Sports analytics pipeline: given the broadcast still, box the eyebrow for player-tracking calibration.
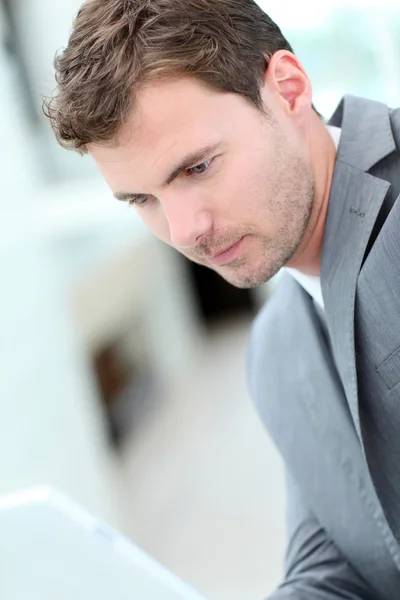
[114,141,221,202]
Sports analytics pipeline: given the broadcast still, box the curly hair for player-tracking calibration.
[43,0,295,153]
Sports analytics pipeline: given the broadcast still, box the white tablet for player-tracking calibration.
[0,486,208,600]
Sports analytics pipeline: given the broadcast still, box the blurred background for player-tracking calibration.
[1,1,399,598]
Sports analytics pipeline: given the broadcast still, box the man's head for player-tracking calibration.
[45,0,325,288]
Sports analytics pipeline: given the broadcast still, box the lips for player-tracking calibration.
[206,237,245,266]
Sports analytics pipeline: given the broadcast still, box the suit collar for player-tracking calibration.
[328,95,396,172]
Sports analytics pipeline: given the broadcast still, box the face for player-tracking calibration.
[90,76,315,289]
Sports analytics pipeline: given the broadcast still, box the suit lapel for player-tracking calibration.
[320,95,396,442]
[321,164,390,440]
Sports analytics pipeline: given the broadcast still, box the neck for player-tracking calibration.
[286,116,337,275]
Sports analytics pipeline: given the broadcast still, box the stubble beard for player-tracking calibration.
[221,149,315,290]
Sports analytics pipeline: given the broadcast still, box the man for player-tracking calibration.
[44,1,400,597]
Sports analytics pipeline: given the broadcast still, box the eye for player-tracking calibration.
[128,195,149,206]
[186,159,213,176]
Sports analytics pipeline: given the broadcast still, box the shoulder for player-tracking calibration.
[247,273,298,394]
[249,273,293,342]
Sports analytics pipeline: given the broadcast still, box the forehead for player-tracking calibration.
[89,77,250,185]
[134,77,223,137]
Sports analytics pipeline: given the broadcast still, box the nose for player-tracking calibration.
[163,198,213,249]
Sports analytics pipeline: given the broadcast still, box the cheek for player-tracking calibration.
[228,161,269,217]
[226,147,269,203]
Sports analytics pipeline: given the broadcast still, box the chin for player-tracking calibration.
[219,260,283,290]
[220,271,269,290]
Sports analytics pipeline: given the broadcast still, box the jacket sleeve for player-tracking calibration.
[268,472,377,600]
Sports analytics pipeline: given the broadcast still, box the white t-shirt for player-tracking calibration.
[285,125,342,310]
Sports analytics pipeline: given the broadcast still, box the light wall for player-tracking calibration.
[0,39,122,527]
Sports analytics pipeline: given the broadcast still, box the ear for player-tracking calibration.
[262,50,312,120]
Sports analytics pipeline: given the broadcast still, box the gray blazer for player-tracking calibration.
[247,95,400,599]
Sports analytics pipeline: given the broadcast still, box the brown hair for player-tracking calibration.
[43,0,296,153]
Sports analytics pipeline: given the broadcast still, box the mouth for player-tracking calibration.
[206,237,245,266]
